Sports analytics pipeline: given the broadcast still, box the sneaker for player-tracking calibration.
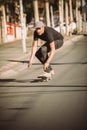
[50,69,55,75]
[38,71,51,79]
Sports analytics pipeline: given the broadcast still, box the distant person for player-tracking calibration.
[69,18,76,34]
[28,21,64,77]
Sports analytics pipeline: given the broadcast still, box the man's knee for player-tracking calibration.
[35,49,40,58]
[55,40,63,49]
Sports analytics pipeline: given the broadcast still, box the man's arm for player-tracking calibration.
[28,40,38,67]
[44,41,55,70]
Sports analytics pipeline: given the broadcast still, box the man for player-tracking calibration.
[28,21,64,77]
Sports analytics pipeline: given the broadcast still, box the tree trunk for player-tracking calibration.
[2,5,7,42]
[59,0,64,34]
[65,0,69,36]
[33,0,39,22]
[45,0,50,26]
[69,0,73,21]
[76,0,82,33]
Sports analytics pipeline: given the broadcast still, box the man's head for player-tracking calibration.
[35,21,45,35]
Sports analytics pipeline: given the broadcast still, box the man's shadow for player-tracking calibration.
[8,60,87,65]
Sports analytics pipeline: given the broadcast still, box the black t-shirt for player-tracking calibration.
[34,27,64,44]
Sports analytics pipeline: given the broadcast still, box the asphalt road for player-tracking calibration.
[0,35,87,130]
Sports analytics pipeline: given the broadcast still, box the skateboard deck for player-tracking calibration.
[37,75,52,82]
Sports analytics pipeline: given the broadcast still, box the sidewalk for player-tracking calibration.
[0,34,83,79]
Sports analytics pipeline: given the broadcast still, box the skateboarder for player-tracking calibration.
[28,21,64,77]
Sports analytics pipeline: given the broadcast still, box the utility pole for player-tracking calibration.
[19,0,26,53]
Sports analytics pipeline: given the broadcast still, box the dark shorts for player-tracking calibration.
[54,39,64,49]
[42,39,64,52]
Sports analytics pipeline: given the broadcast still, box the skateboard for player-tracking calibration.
[37,75,52,82]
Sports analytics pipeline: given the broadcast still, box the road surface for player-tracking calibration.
[0,35,87,130]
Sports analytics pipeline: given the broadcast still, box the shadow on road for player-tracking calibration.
[8,60,87,65]
[0,78,87,88]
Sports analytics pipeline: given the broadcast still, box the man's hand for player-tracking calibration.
[28,61,32,68]
[43,62,49,70]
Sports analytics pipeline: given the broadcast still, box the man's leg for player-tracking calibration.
[35,40,63,74]
[54,39,63,49]
[35,43,53,73]
[35,43,49,64]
